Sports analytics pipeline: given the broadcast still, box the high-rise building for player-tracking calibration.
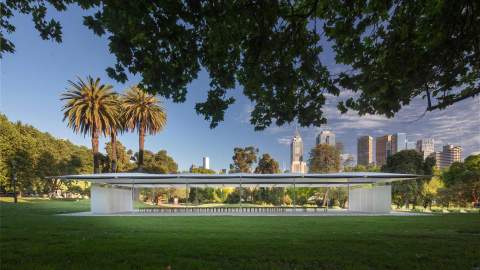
[290,129,307,173]
[376,135,393,167]
[406,141,417,150]
[376,133,408,167]
[416,138,435,159]
[435,145,463,169]
[316,130,335,146]
[202,157,210,169]
[357,136,373,166]
[392,133,407,153]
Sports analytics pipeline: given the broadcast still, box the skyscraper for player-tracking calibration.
[376,133,408,167]
[202,157,210,169]
[376,135,393,167]
[436,145,463,169]
[290,129,307,173]
[357,136,373,166]
[416,138,435,159]
[392,133,407,153]
[316,130,335,146]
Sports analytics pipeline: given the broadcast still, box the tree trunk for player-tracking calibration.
[322,188,329,207]
[110,132,117,173]
[92,130,100,174]
[138,123,145,169]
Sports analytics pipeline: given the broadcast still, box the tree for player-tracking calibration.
[421,175,444,210]
[0,114,92,195]
[105,141,135,173]
[137,150,177,174]
[308,144,340,207]
[230,147,258,173]
[344,164,380,172]
[122,86,167,170]
[252,153,281,205]
[3,1,477,130]
[188,165,217,204]
[308,144,340,173]
[61,76,119,173]
[190,167,216,174]
[324,1,480,116]
[254,154,280,174]
[442,155,480,206]
[107,94,123,172]
[382,150,435,208]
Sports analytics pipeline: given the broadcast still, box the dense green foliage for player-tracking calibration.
[382,150,479,209]
[0,114,177,195]
[104,141,135,173]
[135,150,178,174]
[254,154,281,174]
[441,155,480,206]
[308,144,341,173]
[344,164,380,172]
[3,1,478,129]
[230,146,258,173]
[1,199,479,269]
[189,166,216,174]
[382,150,436,208]
[0,114,92,194]
[183,167,228,204]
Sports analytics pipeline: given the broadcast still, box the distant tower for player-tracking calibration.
[290,129,307,173]
[357,136,373,166]
[202,157,210,170]
[392,133,407,153]
[375,135,393,167]
[436,145,462,169]
[316,130,336,146]
[416,138,435,159]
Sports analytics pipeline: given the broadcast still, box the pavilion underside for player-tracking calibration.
[51,172,421,215]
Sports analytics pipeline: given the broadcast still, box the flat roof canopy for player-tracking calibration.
[51,172,422,188]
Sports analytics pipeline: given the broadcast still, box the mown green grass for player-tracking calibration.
[0,199,479,270]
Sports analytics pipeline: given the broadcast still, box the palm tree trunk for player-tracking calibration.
[138,123,145,169]
[92,130,100,174]
[110,132,117,173]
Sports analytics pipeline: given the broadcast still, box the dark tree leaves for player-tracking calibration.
[3,0,479,129]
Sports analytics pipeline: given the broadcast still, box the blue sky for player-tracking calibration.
[1,6,479,172]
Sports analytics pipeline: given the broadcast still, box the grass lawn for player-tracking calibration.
[1,199,479,270]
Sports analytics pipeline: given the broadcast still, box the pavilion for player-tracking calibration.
[52,172,421,214]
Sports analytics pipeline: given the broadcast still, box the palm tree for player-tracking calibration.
[122,86,167,170]
[107,94,123,172]
[61,76,119,173]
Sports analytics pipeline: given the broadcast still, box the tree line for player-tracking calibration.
[383,150,480,209]
[185,145,345,207]
[183,145,479,209]
[0,114,177,196]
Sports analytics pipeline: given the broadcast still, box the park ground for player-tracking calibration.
[0,198,479,270]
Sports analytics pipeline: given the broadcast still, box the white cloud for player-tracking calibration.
[277,137,292,145]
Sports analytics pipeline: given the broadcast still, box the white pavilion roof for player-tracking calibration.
[49,172,422,188]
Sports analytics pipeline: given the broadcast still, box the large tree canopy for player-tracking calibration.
[3,1,479,129]
[254,153,281,174]
[230,146,258,173]
[308,144,340,173]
